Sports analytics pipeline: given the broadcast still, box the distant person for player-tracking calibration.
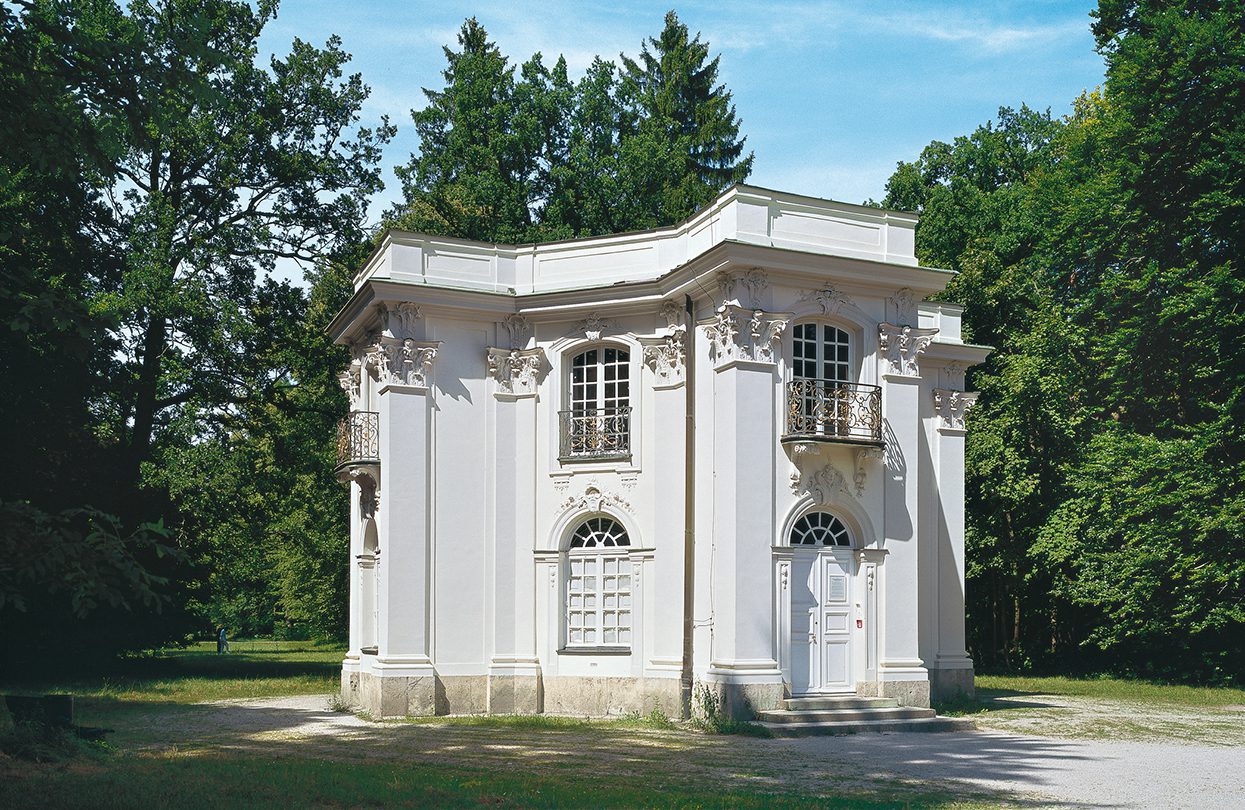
[217,626,230,654]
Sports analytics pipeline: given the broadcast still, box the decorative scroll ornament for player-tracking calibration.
[703,305,789,367]
[879,322,938,377]
[660,299,684,330]
[560,481,631,515]
[933,389,980,430]
[854,446,883,497]
[486,347,546,395]
[575,312,611,341]
[888,287,917,325]
[741,268,769,307]
[716,271,738,304]
[337,361,362,410]
[501,314,532,349]
[791,463,852,504]
[640,329,686,386]
[799,284,852,315]
[942,362,967,390]
[381,301,422,339]
[365,337,438,387]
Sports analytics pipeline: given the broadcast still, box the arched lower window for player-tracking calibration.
[790,511,852,547]
[562,346,632,460]
[566,517,632,647]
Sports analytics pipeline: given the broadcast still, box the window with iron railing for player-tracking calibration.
[561,347,631,461]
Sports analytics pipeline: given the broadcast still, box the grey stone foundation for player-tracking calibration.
[878,678,931,708]
[929,667,975,702]
[692,680,784,720]
[342,665,682,718]
[543,675,682,717]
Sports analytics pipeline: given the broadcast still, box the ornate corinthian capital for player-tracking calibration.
[879,322,939,377]
[486,347,546,396]
[365,337,438,387]
[933,388,979,431]
[704,305,790,367]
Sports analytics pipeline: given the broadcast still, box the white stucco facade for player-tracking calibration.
[329,185,990,719]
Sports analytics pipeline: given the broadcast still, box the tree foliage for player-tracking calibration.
[391,11,753,241]
[886,0,1244,682]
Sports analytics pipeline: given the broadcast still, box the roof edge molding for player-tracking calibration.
[356,185,922,297]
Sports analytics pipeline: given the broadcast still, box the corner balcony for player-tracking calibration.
[559,407,632,462]
[335,410,380,482]
[782,380,883,446]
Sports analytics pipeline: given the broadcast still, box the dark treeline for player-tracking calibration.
[0,0,1240,683]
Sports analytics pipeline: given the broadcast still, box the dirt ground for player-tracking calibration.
[106,693,1245,808]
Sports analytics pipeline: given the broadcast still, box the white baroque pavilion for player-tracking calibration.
[330,185,990,721]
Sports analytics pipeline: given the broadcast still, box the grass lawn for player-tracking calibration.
[4,647,1243,807]
[0,642,996,809]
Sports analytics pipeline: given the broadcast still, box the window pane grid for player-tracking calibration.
[566,519,633,648]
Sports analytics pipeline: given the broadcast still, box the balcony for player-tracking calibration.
[783,380,882,446]
[335,410,379,480]
[559,407,632,462]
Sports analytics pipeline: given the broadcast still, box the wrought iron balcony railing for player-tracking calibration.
[559,407,632,461]
[336,411,380,471]
[784,380,882,445]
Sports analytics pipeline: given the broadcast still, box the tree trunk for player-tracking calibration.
[127,312,166,497]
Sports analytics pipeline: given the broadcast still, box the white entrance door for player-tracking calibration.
[790,550,854,694]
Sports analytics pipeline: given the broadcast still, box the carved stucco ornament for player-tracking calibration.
[500,314,532,349]
[740,268,769,308]
[570,312,611,342]
[887,287,918,325]
[486,346,546,395]
[560,480,631,515]
[640,328,686,387]
[337,361,362,410]
[854,446,883,497]
[790,462,852,505]
[799,284,853,316]
[365,337,438,387]
[879,322,939,377]
[704,305,789,367]
[933,389,980,431]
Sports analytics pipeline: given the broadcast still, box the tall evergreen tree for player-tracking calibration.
[619,10,753,224]
[392,18,539,242]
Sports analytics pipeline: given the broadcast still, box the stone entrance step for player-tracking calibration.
[783,696,899,711]
[758,695,975,736]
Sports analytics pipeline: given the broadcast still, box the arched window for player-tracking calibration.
[562,346,631,460]
[793,323,850,383]
[566,517,632,647]
[790,511,852,547]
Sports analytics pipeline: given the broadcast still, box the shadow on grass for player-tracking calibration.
[934,687,1057,716]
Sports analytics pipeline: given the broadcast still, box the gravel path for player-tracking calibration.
[160,695,1245,808]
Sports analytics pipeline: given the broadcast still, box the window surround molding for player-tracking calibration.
[545,333,644,473]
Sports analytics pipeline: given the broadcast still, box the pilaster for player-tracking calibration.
[486,345,546,713]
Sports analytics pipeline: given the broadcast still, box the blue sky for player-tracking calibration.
[259,1,1105,223]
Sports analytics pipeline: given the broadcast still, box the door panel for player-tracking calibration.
[819,554,853,690]
[789,551,855,695]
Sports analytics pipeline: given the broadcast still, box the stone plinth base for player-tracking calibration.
[350,668,436,718]
[693,679,784,720]
[543,675,682,717]
[930,667,975,702]
[487,673,542,715]
[878,678,931,708]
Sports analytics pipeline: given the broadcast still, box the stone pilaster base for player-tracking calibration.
[357,669,436,718]
[878,678,931,708]
[487,673,542,715]
[692,680,784,721]
[930,666,975,701]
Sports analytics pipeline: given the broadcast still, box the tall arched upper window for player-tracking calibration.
[793,323,850,382]
[565,517,632,647]
[561,347,631,460]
